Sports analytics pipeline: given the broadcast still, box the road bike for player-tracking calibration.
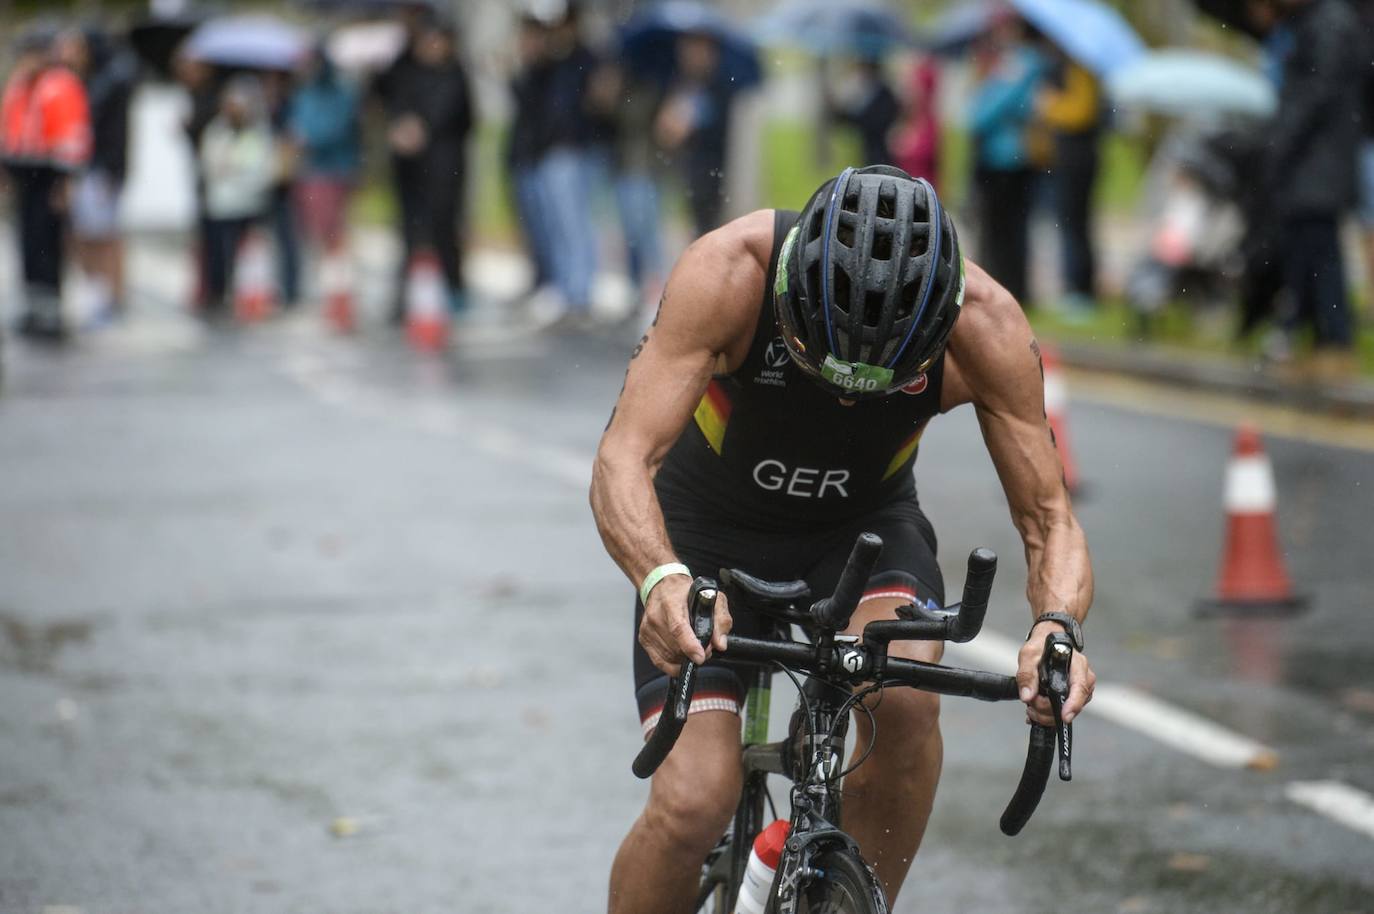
[632,533,1076,914]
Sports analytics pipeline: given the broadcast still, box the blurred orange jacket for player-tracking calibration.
[0,65,90,169]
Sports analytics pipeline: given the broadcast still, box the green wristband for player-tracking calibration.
[639,562,692,606]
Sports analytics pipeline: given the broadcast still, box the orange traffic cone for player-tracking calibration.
[1041,345,1081,495]
[1197,425,1308,616]
[404,249,449,352]
[233,230,277,323]
[320,242,355,334]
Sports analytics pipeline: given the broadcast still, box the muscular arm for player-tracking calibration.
[589,212,771,672]
[945,261,1095,721]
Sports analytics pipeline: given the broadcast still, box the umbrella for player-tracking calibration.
[182,15,310,71]
[754,0,918,59]
[1009,0,1145,77]
[1108,49,1276,119]
[327,20,407,73]
[620,1,762,89]
[1191,0,1269,39]
[130,13,205,77]
[920,0,1007,56]
[296,0,435,10]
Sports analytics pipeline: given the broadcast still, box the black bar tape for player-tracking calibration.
[999,723,1055,836]
[815,532,883,630]
[948,548,997,643]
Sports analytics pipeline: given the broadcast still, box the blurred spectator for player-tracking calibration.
[58,26,137,324]
[174,52,221,309]
[1,27,91,339]
[534,3,601,319]
[968,15,1046,305]
[590,59,665,314]
[891,57,941,191]
[199,75,275,311]
[507,12,555,296]
[826,57,900,167]
[1037,49,1103,311]
[655,30,737,237]
[376,15,474,319]
[264,71,302,308]
[1355,0,1374,318]
[288,49,360,267]
[1265,0,1362,376]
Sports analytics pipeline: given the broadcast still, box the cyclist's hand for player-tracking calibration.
[639,576,733,677]
[1017,621,1096,726]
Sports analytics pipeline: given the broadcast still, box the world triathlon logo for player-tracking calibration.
[764,338,790,369]
[755,338,790,388]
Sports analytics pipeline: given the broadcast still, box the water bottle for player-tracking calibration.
[734,819,790,914]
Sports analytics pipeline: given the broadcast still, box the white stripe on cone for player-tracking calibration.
[233,231,276,319]
[1043,373,1068,414]
[406,258,448,320]
[1224,455,1277,514]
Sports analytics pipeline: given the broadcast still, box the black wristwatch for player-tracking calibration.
[1029,612,1084,651]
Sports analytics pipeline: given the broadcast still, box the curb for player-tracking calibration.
[1053,341,1374,420]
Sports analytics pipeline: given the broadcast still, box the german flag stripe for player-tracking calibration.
[881,422,927,481]
[693,380,732,455]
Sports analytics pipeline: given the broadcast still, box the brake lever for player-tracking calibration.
[630,578,717,779]
[1039,632,1074,782]
[671,578,719,720]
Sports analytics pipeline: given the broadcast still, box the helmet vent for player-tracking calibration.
[863,290,886,328]
[909,228,928,258]
[832,266,852,316]
[871,230,892,261]
[842,189,860,212]
[836,216,855,248]
[808,208,825,241]
[806,262,822,313]
[876,186,896,218]
[897,279,920,318]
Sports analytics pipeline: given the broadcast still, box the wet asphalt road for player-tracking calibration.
[1,249,1373,914]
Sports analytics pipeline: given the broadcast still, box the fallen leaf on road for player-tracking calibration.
[1340,688,1374,715]
[1166,853,1211,873]
[330,817,359,838]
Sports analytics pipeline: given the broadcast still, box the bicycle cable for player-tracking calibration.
[830,682,883,781]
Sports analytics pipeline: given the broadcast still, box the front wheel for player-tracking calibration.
[797,849,888,914]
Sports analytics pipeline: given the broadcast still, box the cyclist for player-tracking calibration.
[590,165,1097,913]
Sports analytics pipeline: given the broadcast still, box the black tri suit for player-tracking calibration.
[634,209,948,728]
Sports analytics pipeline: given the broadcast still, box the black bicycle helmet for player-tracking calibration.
[774,165,964,398]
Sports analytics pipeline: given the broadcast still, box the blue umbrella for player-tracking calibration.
[183,15,310,71]
[620,1,762,89]
[1108,49,1276,119]
[754,0,918,59]
[1009,0,1145,77]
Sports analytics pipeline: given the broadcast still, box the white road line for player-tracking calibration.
[1285,781,1374,840]
[947,631,1279,770]
[278,353,592,489]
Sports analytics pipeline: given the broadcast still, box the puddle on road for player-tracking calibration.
[0,610,94,673]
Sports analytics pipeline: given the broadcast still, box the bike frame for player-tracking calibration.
[697,647,870,914]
